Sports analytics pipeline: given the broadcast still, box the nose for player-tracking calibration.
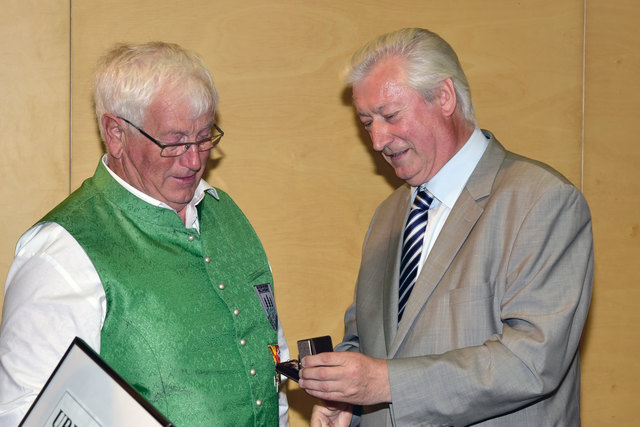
[180,144,203,170]
[370,122,391,152]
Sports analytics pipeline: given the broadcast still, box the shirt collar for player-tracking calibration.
[101,155,219,225]
[419,127,489,208]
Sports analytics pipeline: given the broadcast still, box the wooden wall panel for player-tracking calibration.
[582,0,640,424]
[8,0,637,426]
[0,1,69,312]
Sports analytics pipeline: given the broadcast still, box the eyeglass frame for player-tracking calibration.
[117,116,224,157]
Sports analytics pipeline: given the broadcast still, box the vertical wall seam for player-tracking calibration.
[68,0,73,194]
[581,0,587,191]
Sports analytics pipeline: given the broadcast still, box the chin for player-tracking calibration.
[394,170,416,185]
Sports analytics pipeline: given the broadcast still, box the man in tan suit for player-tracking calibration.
[299,28,593,426]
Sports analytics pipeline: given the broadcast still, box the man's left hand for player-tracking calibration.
[298,351,390,405]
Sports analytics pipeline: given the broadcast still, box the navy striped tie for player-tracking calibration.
[398,188,433,321]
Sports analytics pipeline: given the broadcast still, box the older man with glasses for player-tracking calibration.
[0,42,290,426]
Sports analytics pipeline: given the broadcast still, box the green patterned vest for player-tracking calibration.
[41,161,279,426]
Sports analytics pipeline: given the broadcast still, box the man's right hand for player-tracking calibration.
[310,401,353,427]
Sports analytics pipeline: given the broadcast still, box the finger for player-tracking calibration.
[301,352,337,368]
[304,387,351,404]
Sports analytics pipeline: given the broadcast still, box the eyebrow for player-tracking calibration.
[165,122,215,136]
[357,104,395,118]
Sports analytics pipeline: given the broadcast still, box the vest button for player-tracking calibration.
[188,235,195,241]
[256,400,262,406]
[233,309,240,316]
[204,256,211,263]
[218,283,225,290]
[250,369,256,376]
[240,339,246,346]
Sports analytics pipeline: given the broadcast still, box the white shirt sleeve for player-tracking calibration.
[0,222,106,425]
[277,321,290,427]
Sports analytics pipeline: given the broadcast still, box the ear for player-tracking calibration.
[102,114,126,158]
[437,78,458,117]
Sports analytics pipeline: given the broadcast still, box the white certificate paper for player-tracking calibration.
[20,337,173,427]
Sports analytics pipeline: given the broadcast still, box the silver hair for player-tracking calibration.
[345,28,476,125]
[94,41,219,142]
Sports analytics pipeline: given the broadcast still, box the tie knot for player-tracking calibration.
[412,189,433,211]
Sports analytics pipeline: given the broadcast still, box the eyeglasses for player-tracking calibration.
[118,116,224,158]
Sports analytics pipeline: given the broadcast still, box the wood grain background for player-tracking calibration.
[1,0,637,425]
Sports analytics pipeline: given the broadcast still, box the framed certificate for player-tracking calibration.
[20,337,173,427]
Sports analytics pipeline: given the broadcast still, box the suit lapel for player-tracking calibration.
[383,187,411,353]
[388,133,505,357]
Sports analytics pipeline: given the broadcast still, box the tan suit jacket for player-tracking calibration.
[337,132,593,426]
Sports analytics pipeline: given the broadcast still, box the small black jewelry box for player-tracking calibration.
[275,335,333,382]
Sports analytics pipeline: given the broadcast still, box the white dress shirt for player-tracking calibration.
[414,128,489,275]
[0,156,290,426]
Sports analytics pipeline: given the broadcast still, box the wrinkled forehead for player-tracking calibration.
[149,79,216,121]
[352,75,415,116]
[353,58,408,95]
